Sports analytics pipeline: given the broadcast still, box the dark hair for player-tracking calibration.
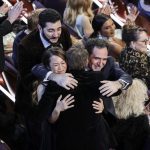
[39,8,62,28]
[85,38,109,56]
[144,0,150,5]
[42,47,66,69]
[66,45,89,70]
[91,13,110,37]
[122,24,147,47]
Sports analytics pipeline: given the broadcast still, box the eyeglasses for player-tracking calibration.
[137,39,149,45]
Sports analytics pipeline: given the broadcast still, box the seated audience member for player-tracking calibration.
[63,0,94,38]
[38,45,117,150]
[119,24,150,90]
[12,8,45,68]
[113,79,150,150]
[119,24,150,114]
[90,13,125,59]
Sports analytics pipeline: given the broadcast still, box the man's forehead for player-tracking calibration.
[45,21,62,28]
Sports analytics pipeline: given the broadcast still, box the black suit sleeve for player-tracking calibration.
[0,19,12,72]
[108,57,132,89]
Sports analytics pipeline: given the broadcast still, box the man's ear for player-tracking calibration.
[38,24,41,31]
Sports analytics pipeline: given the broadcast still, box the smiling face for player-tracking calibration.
[49,55,67,74]
[89,46,108,71]
[100,18,116,38]
[40,20,62,44]
[131,31,149,53]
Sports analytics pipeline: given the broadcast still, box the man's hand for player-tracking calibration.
[99,80,122,97]
[49,73,78,90]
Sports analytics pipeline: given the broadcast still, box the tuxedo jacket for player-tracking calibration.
[18,26,72,79]
[15,26,72,117]
[38,70,117,150]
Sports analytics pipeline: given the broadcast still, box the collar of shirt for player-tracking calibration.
[39,30,51,49]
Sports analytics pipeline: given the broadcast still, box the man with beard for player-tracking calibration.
[15,8,76,150]
[17,8,72,79]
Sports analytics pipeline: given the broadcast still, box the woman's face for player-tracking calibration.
[49,55,67,74]
[100,19,116,38]
[132,31,149,53]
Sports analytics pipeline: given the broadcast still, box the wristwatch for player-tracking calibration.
[118,79,126,90]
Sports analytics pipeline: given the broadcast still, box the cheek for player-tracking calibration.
[45,32,52,38]
[112,24,116,30]
[101,30,109,36]
[91,59,97,64]
[63,64,67,71]
[50,64,57,73]
[53,67,59,73]
[103,61,107,66]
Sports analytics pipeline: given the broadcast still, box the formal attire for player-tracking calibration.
[15,26,72,150]
[38,70,117,150]
[99,56,132,117]
[12,29,27,68]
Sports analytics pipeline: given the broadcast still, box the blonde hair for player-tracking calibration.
[63,0,93,26]
[113,79,148,119]
[27,8,45,31]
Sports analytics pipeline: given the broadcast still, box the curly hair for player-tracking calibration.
[113,79,148,119]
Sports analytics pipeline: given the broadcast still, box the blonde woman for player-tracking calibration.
[113,79,150,150]
[63,0,94,38]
